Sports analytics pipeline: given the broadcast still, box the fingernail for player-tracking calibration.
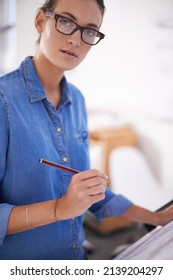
[107,179,111,186]
[105,175,111,186]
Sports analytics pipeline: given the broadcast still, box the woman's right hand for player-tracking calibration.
[55,169,109,220]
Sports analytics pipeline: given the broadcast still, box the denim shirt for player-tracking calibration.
[0,57,132,260]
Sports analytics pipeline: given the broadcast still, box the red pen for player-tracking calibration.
[39,158,80,174]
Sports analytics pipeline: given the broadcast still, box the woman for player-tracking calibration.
[0,0,173,260]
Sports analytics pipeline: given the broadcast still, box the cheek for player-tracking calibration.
[44,28,56,44]
[41,22,58,46]
[40,30,59,56]
[79,45,92,62]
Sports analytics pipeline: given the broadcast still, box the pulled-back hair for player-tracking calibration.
[40,0,105,15]
[36,0,105,44]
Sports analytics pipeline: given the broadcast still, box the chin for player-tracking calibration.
[65,66,78,71]
[63,63,80,71]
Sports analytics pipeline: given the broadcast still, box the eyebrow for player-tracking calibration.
[60,12,99,29]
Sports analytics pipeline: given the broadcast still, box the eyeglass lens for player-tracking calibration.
[56,16,101,45]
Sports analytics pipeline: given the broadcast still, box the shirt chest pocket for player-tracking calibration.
[75,129,89,143]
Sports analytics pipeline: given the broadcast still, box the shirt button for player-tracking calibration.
[81,131,88,140]
[72,218,75,221]
[72,244,77,249]
[57,127,61,132]
[63,157,68,162]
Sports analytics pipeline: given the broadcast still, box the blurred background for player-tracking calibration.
[1,0,173,242]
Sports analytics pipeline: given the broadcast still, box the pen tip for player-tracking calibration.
[39,159,42,163]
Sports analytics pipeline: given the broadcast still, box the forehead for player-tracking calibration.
[53,0,103,27]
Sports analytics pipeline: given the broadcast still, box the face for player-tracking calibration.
[35,0,103,72]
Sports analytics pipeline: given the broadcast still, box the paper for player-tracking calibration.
[114,220,173,259]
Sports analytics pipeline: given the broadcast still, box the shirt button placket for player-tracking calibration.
[56,127,68,163]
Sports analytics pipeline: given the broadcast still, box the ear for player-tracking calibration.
[35,10,46,33]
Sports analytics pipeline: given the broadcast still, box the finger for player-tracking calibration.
[89,192,105,205]
[80,176,107,189]
[74,169,109,184]
[86,185,106,196]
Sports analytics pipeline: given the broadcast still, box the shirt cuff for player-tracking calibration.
[0,203,14,245]
[94,195,133,221]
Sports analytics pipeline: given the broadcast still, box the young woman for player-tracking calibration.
[0,0,173,260]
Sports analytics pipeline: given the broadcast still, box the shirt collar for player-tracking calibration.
[21,56,72,105]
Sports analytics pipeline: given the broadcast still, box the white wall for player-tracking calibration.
[16,0,43,67]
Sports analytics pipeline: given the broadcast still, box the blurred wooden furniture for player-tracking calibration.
[90,127,138,177]
[85,127,138,234]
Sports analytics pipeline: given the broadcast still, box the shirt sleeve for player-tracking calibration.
[0,204,14,245]
[0,92,14,245]
[89,187,133,220]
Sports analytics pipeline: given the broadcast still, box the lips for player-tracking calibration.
[61,49,77,57]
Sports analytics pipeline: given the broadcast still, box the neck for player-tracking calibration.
[32,55,64,108]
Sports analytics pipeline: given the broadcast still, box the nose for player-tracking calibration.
[67,29,81,47]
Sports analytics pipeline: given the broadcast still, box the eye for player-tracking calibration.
[84,28,97,38]
[61,19,70,25]
[59,17,74,28]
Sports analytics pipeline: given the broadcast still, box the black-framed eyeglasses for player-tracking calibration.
[45,10,105,46]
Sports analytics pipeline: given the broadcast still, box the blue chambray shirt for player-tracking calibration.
[0,57,132,260]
